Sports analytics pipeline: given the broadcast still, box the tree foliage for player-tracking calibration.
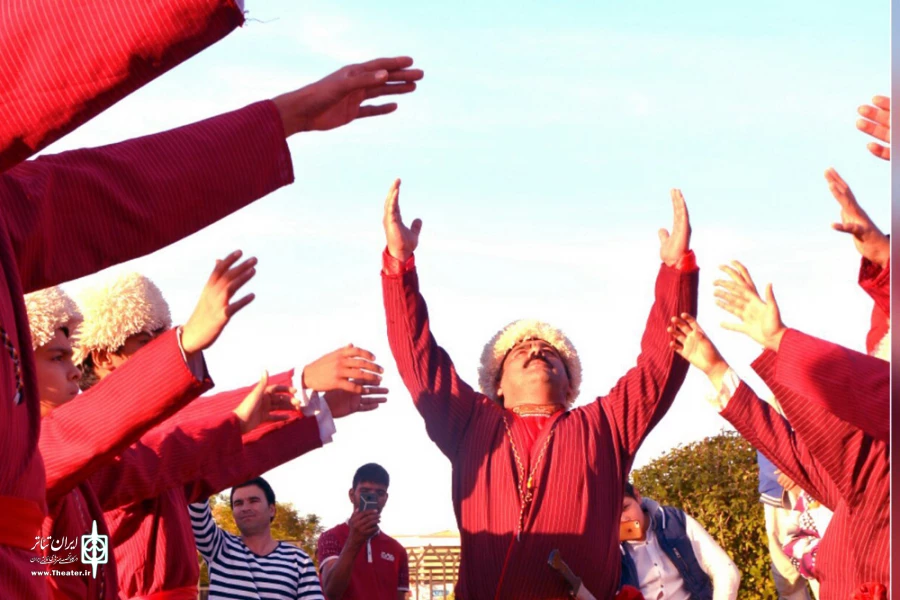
[631,430,777,599]
[198,494,325,586]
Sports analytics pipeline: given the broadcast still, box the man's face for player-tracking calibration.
[232,485,275,536]
[349,481,389,514]
[96,328,167,375]
[35,329,81,416]
[621,494,647,531]
[497,338,570,405]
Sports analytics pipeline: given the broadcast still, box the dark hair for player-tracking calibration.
[231,477,276,522]
[352,463,390,488]
[78,355,99,391]
[624,482,638,500]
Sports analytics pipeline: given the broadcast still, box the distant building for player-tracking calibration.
[394,530,461,600]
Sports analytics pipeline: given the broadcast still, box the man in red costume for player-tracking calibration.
[0,3,423,591]
[26,254,306,599]
[379,179,698,599]
[71,267,387,600]
[669,260,889,599]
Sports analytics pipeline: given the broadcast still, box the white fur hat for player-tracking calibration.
[24,287,82,351]
[478,319,582,405]
[73,272,171,365]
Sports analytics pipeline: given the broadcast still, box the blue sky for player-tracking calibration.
[45,0,888,535]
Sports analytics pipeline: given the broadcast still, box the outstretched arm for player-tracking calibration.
[716,261,888,441]
[668,315,839,509]
[381,179,486,459]
[40,329,212,504]
[0,0,244,170]
[2,56,424,293]
[601,190,699,463]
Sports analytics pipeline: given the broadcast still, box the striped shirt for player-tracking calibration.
[190,501,324,600]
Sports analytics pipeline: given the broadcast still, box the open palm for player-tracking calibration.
[714,261,786,350]
[382,179,422,261]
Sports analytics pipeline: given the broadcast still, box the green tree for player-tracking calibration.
[630,430,777,599]
[198,494,325,586]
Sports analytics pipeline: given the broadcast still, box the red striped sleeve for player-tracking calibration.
[719,382,839,510]
[600,262,698,463]
[91,413,243,509]
[0,0,244,171]
[775,329,888,442]
[0,100,293,293]
[382,251,488,459]
[39,329,212,504]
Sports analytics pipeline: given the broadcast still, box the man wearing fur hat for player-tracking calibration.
[0,3,423,593]
[73,261,388,600]
[380,179,698,599]
[30,252,308,600]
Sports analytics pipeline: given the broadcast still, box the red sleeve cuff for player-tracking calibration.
[382,247,415,275]
[674,250,698,272]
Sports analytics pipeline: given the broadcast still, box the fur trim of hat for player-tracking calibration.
[24,287,82,351]
[73,272,171,365]
[478,319,582,405]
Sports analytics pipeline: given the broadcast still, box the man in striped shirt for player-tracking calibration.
[191,477,324,599]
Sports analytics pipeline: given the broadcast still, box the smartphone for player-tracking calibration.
[358,492,379,512]
[619,519,643,542]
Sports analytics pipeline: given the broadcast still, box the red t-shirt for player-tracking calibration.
[317,523,410,599]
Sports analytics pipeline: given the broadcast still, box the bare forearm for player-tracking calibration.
[322,543,362,600]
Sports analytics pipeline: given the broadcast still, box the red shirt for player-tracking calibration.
[0,93,293,599]
[381,250,698,599]
[317,523,410,600]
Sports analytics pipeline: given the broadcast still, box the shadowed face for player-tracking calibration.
[621,492,648,537]
[497,337,570,406]
[232,484,275,536]
[36,329,81,416]
[93,327,168,378]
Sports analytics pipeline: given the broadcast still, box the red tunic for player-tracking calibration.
[0,0,245,172]
[99,371,324,599]
[858,257,889,357]
[774,329,888,443]
[0,99,293,599]
[724,349,889,600]
[316,523,410,600]
[381,251,698,599]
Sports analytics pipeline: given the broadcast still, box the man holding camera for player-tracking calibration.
[317,463,410,600]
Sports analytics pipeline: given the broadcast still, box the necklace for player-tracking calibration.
[502,414,557,541]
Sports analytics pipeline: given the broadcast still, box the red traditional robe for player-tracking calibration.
[98,371,324,600]
[721,349,889,600]
[37,330,244,600]
[382,250,698,599]
[0,99,293,599]
[859,258,889,358]
[0,0,245,172]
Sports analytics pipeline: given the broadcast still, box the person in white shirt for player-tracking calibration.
[619,483,741,600]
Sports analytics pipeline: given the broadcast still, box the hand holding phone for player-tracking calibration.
[358,492,379,513]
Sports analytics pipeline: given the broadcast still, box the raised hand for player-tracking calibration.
[181,250,257,354]
[714,261,786,351]
[658,189,691,267]
[383,179,422,261]
[302,344,383,394]
[272,57,424,136]
[856,95,890,160]
[324,386,389,419]
[668,313,729,382]
[347,507,380,549]
[825,167,889,268]
[232,371,296,434]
